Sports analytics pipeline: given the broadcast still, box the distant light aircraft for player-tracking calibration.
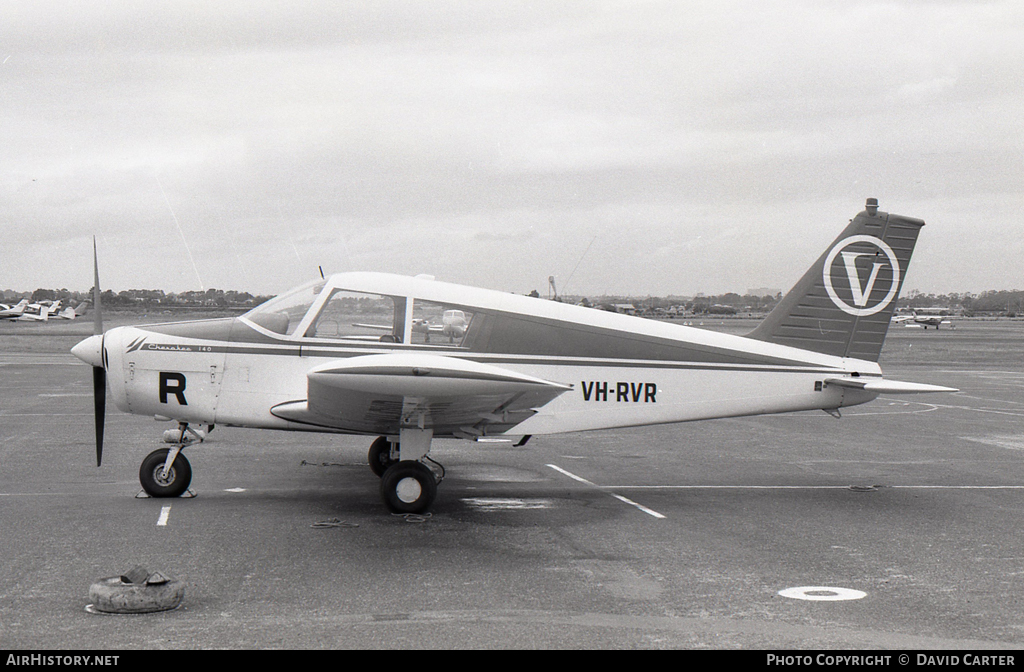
[0,299,30,320]
[55,302,89,320]
[892,311,952,329]
[357,309,467,344]
[12,300,61,322]
[72,199,956,513]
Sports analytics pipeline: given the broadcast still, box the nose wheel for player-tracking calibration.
[139,448,192,498]
[138,422,208,498]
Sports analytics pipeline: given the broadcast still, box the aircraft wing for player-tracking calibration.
[271,354,572,437]
[823,377,958,394]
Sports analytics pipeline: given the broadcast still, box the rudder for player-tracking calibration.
[747,198,924,362]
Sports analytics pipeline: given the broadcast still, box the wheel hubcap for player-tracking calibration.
[395,476,422,503]
[154,466,175,486]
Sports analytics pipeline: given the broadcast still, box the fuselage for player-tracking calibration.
[80,272,879,438]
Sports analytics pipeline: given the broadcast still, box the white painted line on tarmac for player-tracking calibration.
[609,493,666,519]
[547,464,666,519]
[157,505,171,527]
[547,463,597,486]
[893,485,1024,489]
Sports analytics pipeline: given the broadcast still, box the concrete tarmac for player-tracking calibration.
[1,318,1022,649]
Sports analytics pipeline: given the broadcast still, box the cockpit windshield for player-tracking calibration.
[242,279,325,335]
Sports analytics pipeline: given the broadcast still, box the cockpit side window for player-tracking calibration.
[305,289,404,342]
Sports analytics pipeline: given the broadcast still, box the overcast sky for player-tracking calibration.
[2,1,1021,298]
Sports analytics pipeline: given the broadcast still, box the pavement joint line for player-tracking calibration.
[546,463,666,519]
[602,484,1024,490]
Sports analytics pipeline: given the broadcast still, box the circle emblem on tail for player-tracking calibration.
[823,235,900,316]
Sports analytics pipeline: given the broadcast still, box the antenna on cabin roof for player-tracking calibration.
[318,265,325,280]
[562,234,598,297]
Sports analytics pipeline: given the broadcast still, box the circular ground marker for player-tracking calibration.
[778,586,866,601]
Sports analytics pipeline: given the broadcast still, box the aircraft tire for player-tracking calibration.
[368,436,397,477]
[380,461,437,514]
[89,576,185,614]
[139,449,193,498]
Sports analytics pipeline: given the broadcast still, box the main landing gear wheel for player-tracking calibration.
[380,461,437,514]
[368,436,398,477]
[139,448,192,498]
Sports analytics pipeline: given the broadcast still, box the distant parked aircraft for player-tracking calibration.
[892,310,953,329]
[0,299,30,320]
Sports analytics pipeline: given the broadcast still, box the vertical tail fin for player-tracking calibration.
[747,199,924,362]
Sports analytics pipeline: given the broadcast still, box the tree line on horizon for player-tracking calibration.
[4,287,1023,317]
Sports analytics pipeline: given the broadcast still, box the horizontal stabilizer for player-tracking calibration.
[824,377,958,394]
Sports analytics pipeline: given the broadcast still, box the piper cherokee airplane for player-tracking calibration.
[71,199,956,513]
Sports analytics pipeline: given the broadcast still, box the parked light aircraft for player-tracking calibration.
[55,302,89,320]
[1,300,86,322]
[357,309,467,344]
[892,311,952,329]
[11,300,61,322]
[0,299,30,319]
[72,199,956,513]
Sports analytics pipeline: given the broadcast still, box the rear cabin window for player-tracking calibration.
[409,300,473,347]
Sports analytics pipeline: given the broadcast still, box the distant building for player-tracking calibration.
[747,287,782,298]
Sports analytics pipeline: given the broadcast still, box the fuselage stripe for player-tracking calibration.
[133,339,848,375]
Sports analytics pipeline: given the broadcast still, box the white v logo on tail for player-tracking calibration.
[749,200,915,361]
[822,235,901,318]
[840,252,883,307]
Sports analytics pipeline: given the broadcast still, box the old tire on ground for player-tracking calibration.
[88,577,185,614]
[368,436,397,478]
[380,461,437,514]
[139,449,192,498]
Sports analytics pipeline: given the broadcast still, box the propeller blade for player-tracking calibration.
[91,236,105,467]
[93,364,106,467]
[92,236,103,336]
